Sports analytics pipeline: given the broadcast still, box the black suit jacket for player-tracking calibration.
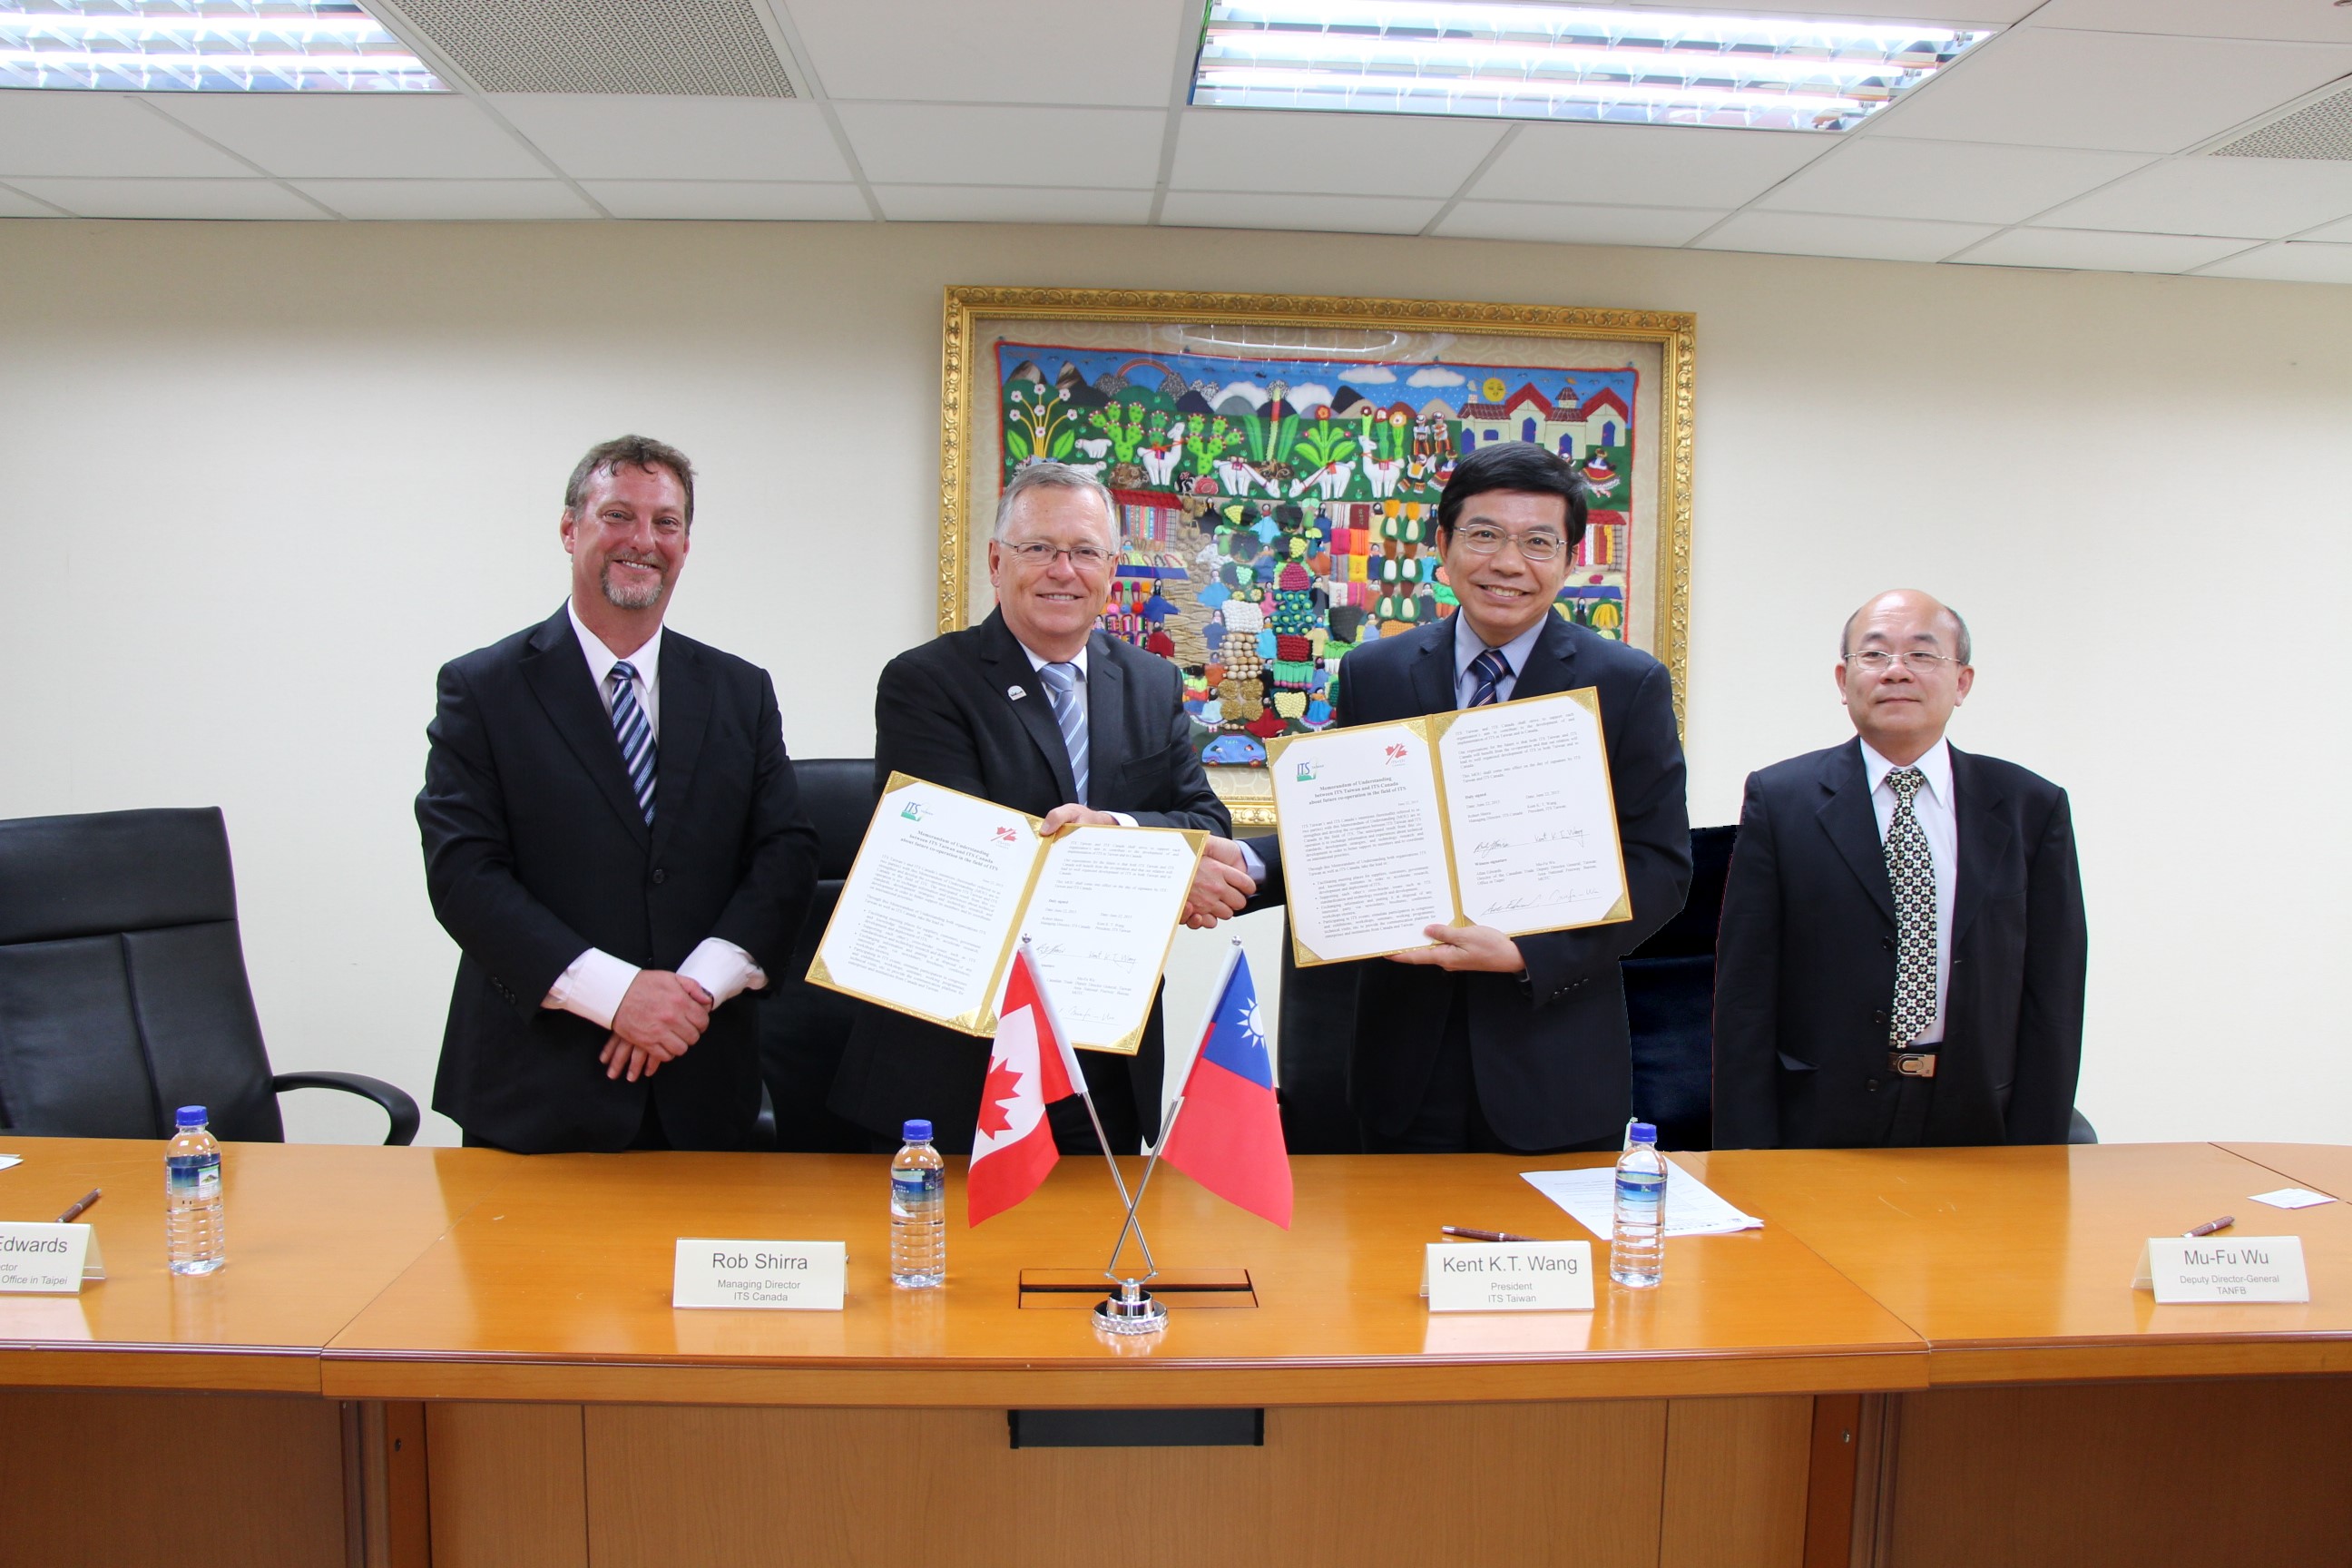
[1711,740,2087,1149]
[417,606,818,1153]
[1248,613,1692,1150]
[828,610,1230,1150]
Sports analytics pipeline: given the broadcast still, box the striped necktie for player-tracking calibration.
[608,661,656,825]
[1465,646,1512,708]
[1037,661,1090,805]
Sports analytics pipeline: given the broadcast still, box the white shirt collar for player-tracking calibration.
[1017,640,1090,680]
[1858,736,1952,807]
[567,599,662,693]
[1452,611,1548,683]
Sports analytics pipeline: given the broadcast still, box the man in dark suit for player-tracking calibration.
[417,436,818,1153]
[828,462,1239,1154]
[1224,441,1692,1153]
[1712,590,2087,1149]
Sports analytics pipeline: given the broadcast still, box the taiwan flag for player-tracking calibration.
[966,949,1084,1226]
[1159,949,1292,1229]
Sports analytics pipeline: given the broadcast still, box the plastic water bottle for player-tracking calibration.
[1609,1121,1666,1289]
[165,1105,226,1276]
[889,1119,945,1289]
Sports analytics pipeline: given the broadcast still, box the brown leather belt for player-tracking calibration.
[1888,1050,1939,1078]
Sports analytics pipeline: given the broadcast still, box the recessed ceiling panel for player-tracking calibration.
[1469,122,1828,208]
[5,176,327,217]
[784,0,1184,106]
[1171,110,1504,198]
[1955,226,2254,272]
[2042,158,2352,240]
[2025,0,2352,46]
[872,185,1155,224]
[1436,200,1724,246]
[835,104,1164,189]
[2212,87,2352,162]
[0,182,62,215]
[0,92,255,177]
[150,93,547,178]
[387,0,795,94]
[1161,189,1443,233]
[493,95,851,181]
[294,178,597,218]
[2198,240,2352,284]
[1695,210,1994,260]
[1754,136,2152,224]
[579,180,869,220]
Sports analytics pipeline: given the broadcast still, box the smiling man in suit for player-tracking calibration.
[828,461,1239,1154]
[417,435,818,1153]
[1712,590,2088,1149]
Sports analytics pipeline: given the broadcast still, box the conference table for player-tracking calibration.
[1,1139,2345,1568]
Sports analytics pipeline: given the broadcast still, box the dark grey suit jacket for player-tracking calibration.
[417,606,818,1153]
[827,610,1230,1149]
[1711,739,2087,1149]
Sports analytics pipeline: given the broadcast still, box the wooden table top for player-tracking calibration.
[0,1137,512,1392]
[1690,1143,2352,1385]
[2221,1143,2352,1201]
[322,1150,1925,1406]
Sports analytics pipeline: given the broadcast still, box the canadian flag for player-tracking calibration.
[967,948,1085,1226]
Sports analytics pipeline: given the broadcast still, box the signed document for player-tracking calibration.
[808,773,1205,1054]
[1267,689,1630,965]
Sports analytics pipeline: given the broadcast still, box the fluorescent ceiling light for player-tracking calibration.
[1,1,444,92]
[1192,3,1994,132]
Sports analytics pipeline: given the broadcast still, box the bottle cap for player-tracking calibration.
[902,1119,933,1142]
[1628,1122,1658,1144]
[175,1106,208,1128]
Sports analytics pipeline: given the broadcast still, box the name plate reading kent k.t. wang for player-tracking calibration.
[1424,1241,1594,1312]
[672,1240,847,1311]
[0,1223,103,1293]
[2134,1236,2310,1304]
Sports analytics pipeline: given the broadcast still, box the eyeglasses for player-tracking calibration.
[1453,524,1565,563]
[1001,539,1115,571]
[1847,650,1961,673]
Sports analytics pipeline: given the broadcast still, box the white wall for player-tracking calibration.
[4,218,2345,1145]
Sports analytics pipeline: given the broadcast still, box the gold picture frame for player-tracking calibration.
[939,286,1694,827]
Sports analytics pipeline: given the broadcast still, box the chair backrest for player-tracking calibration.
[757,760,881,1152]
[0,808,283,1141]
[1622,824,1737,1150]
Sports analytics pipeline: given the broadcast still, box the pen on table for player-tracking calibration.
[56,1189,102,1224]
[2181,1215,2234,1239]
[1440,1226,1533,1243]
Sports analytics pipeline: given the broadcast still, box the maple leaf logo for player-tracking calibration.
[994,827,1018,845]
[976,1054,1024,1140]
[1384,742,1407,763]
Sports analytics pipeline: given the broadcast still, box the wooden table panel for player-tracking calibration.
[323,1152,1924,1405]
[2220,1142,2352,1200]
[1659,1396,1811,1568]
[426,1401,589,1568]
[1686,1144,2352,1383]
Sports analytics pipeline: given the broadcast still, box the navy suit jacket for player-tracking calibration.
[417,606,818,1153]
[827,610,1230,1149]
[1711,739,2087,1149]
[1248,612,1691,1150]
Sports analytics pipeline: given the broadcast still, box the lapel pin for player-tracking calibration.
[1007,684,1027,701]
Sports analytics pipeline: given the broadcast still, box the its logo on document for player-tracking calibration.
[1294,761,1318,782]
[900,801,927,822]
[1383,742,1409,765]
[993,826,1019,845]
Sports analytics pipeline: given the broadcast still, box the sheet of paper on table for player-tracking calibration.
[2248,1187,2337,1210]
[1522,1160,1764,1240]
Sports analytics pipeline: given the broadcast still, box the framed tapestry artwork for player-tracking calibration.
[938,286,1694,827]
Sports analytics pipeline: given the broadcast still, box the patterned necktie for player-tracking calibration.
[1037,661,1090,805]
[1884,768,1936,1047]
[608,661,656,825]
[1465,646,1513,708]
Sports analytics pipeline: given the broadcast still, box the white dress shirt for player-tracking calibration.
[1858,737,1955,1047]
[1450,611,1549,709]
[541,602,766,1031]
[1015,640,1137,828]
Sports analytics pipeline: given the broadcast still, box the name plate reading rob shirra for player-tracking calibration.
[1425,1241,1594,1312]
[672,1240,847,1311]
[2134,1237,2309,1304]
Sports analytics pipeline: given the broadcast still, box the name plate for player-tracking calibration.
[672,1240,846,1311]
[2133,1237,2309,1304]
[1424,1241,1593,1312]
[0,1224,103,1294]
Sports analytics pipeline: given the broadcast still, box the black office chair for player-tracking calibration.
[754,760,880,1152]
[0,808,419,1144]
[1622,824,1736,1151]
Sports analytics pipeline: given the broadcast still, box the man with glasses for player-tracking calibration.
[1219,441,1691,1153]
[1713,590,2087,1149]
[828,461,1237,1154]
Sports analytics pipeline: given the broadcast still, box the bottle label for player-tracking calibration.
[891,1169,942,1213]
[168,1154,220,1200]
[1614,1172,1663,1211]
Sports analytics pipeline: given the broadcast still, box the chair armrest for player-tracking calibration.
[271,1072,423,1146]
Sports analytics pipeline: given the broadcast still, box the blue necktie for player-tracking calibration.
[1037,661,1091,805]
[1465,646,1512,708]
[608,662,656,825]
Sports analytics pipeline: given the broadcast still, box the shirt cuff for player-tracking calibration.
[543,947,641,1031]
[1111,812,1138,828]
[678,938,767,1008]
[1238,840,1269,884]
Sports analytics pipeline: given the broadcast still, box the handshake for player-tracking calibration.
[1183,838,1258,932]
[598,970,717,1083]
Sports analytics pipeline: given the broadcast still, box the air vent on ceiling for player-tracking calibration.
[2209,84,2352,161]
[388,0,796,96]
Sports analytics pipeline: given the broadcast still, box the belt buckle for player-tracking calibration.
[1889,1050,1938,1079]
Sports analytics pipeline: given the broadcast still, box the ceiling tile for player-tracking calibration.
[2303,214,2352,242]
[1873,28,2352,152]
[1469,123,1829,210]
[2025,0,2352,45]
[2196,241,2352,284]
[0,183,64,217]
[491,96,852,181]
[146,94,547,180]
[873,185,1152,223]
[1160,190,1443,235]
[5,179,327,220]
[1955,227,2256,272]
[578,181,871,220]
[292,180,599,220]
[1435,201,1724,247]
[783,0,1185,105]
[835,104,1163,188]
[1755,136,2152,224]
[1170,110,1504,199]
[2039,157,2352,239]
[1694,211,1996,262]
[0,93,252,178]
